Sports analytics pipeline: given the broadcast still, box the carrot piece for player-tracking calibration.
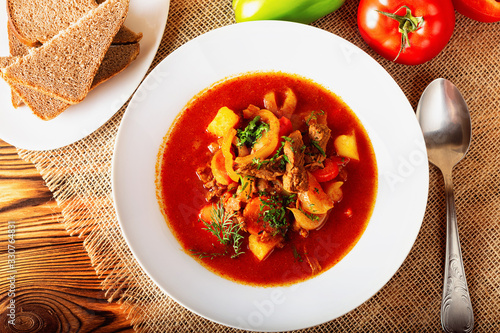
[311,158,339,182]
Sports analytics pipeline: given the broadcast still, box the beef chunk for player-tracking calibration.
[304,118,331,167]
[282,130,308,192]
[235,156,286,180]
[196,164,213,183]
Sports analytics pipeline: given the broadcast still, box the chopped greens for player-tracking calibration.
[311,140,326,156]
[258,193,296,234]
[251,136,292,170]
[252,157,267,170]
[292,245,303,263]
[237,116,269,148]
[305,110,325,125]
[299,207,320,222]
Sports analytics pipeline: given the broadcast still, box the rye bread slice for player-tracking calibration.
[11,85,71,120]
[7,0,141,47]
[112,25,143,45]
[7,0,97,47]
[95,0,142,44]
[1,43,140,121]
[92,43,140,87]
[7,22,31,107]
[0,57,16,68]
[2,0,129,105]
[0,56,67,119]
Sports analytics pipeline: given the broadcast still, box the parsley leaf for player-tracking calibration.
[311,140,326,156]
[236,116,269,148]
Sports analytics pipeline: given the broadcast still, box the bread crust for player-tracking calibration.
[6,0,98,47]
[92,43,140,88]
[1,41,140,120]
[7,0,141,47]
[6,5,41,47]
[1,0,140,120]
[6,21,32,107]
[2,0,130,104]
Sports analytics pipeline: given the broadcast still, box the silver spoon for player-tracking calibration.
[416,78,474,333]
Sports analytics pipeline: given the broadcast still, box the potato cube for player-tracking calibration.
[248,234,276,261]
[207,107,240,137]
[334,131,359,161]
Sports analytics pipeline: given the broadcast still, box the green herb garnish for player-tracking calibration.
[292,245,303,262]
[305,110,325,125]
[188,249,227,260]
[299,207,320,222]
[258,194,295,234]
[311,140,326,156]
[237,116,269,148]
[197,201,245,258]
[251,136,291,171]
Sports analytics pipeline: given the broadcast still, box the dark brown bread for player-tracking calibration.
[112,25,143,44]
[95,0,142,44]
[0,55,71,120]
[2,0,129,104]
[92,43,140,87]
[7,0,141,47]
[1,42,139,120]
[7,0,97,47]
[0,57,16,68]
[11,84,71,120]
[7,22,31,107]
[0,56,67,120]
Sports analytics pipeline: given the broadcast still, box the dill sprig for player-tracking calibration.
[188,249,227,260]
[199,201,245,258]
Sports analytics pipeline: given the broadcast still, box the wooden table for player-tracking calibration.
[0,139,133,332]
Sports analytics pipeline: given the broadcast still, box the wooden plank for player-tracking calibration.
[0,140,134,332]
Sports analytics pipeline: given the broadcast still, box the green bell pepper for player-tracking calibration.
[232,0,345,24]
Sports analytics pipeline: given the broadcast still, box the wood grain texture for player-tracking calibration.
[0,140,134,333]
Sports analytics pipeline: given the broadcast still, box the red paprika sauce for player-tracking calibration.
[156,72,377,286]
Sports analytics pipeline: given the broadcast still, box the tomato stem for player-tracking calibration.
[376,6,424,61]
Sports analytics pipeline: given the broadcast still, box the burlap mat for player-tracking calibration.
[17,0,500,332]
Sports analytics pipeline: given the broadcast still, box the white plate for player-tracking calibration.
[113,21,429,331]
[0,0,170,150]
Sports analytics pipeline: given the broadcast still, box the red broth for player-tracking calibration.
[156,72,377,286]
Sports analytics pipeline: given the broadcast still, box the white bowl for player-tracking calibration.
[112,21,428,331]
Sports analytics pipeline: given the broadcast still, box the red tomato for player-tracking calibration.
[357,0,455,65]
[452,0,500,22]
[278,116,293,137]
[312,158,339,182]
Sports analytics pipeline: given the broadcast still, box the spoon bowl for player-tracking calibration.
[417,79,471,169]
[416,78,474,333]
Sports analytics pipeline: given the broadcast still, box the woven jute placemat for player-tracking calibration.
[18,0,500,332]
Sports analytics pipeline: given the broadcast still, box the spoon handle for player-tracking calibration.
[441,171,474,333]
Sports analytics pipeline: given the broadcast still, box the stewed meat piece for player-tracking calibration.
[282,130,308,192]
